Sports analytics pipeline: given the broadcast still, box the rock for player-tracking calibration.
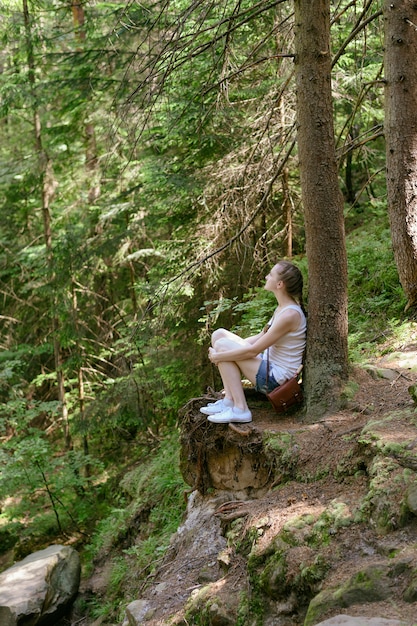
[0,544,80,626]
[120,491,230,625]
[405,482,417,515]
[185,583,239,625]
[313,616,406,626]
[403,568,417,602]
[304,565,391,626]
[122,600,154,625]
[363,365,399,381]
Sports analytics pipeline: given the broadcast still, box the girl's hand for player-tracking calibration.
[208,347,219,364]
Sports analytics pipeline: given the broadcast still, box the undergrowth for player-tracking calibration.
[80,432,187,622]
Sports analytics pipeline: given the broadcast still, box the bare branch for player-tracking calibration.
[160,136,296,289]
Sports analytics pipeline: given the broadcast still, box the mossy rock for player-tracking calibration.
[359,456,416,532]
[184,583,239,625]
[256,544,328,603]
[405,481,417,515]
[304,565,392,626]
[403,568,417,602]
[258,550,288,599]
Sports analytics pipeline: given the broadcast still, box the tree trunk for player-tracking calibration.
[384,0,417,312]
[71,276,90,472]
[280,102,293,258]
[294,0,349,418]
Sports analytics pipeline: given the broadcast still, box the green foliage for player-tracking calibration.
[0,431,106,555]
[82,432,187,621]
[346,216,406,358]
[85,433,186,561]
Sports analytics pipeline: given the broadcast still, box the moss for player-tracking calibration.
[359,412,417,458]
[296,465,331,483]
[284,513,315,531]
[258,550,288,599]
[340,379,360,406]
[358,455,416,532]
[280,526,302,547]
[264,431,299,480]
[225,516,245,542]
[236,590,264,626]
[248,535,290,569]
[296,555,330,595]
[404,573,417,602]
[303,500,353,548]
[236,525,260,557]
[304,588,340,626]
[304,565,389,626]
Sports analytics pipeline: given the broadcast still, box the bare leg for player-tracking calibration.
[217,361,248,410]
[212,334,262,410]
[211,328,248,348]
[210,330,250,402]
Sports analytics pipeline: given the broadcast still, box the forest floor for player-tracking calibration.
[79,341,417,626]
[130,342,417,626]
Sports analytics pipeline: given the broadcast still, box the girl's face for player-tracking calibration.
[265,264,283,291]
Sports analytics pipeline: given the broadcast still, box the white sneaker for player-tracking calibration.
[207,407,252,423]
[200,398,233,415]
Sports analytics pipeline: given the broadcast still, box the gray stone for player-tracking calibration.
[122,600,154,625]
[363,365,399,381]
[313,616,406,626]
[0,544,80,626]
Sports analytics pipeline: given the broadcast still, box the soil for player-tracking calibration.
[79,346,417,626]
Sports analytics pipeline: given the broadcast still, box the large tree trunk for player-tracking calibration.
[294,0,349,418]
[384,0,417,312]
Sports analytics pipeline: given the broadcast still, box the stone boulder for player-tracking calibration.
[314,617,406,626]
[0,544,81,626]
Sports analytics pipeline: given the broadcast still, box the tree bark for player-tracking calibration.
[294,0,349,418]
[384,0,417,311]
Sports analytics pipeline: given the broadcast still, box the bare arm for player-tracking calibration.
[209,308,301,365]
[245,330,265,345]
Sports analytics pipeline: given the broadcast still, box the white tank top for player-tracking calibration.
[266,304,306,384]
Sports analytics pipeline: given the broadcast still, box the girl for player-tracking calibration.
[201,260,306,423]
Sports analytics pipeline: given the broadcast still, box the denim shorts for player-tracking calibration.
[255,359,279,395]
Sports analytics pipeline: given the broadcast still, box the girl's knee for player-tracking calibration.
[214,336,234,352]
[212,328,227,346]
